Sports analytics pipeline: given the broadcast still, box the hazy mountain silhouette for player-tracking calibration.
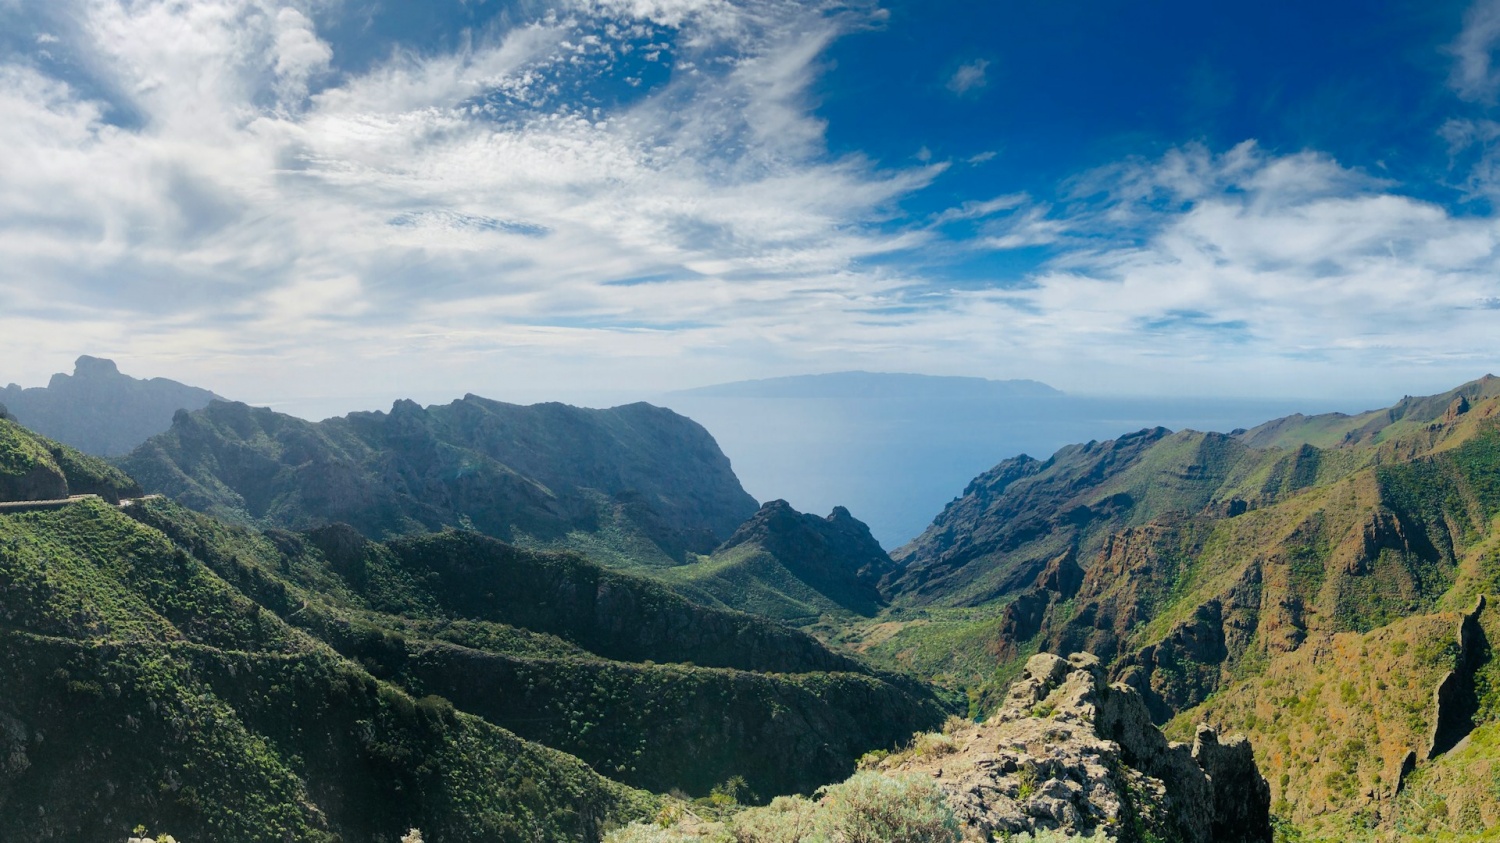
[1,356,221,456]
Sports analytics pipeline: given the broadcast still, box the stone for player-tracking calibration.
[885,651,1272,842]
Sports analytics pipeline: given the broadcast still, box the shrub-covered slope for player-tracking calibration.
[122,500,946,800]
[0,415,141,504]
[120,396,759,561]
[1,356,221,457]
[0,500,649,842]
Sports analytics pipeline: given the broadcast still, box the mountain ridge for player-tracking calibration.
[863,374,1500,838]
[120,395,760,563]
[2,356,221,457]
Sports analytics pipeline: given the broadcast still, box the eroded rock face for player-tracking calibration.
[885,652,1271,843]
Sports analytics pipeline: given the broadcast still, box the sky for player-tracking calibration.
[3,0,1500,417]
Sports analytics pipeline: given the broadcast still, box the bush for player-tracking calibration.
[607,772,960,843]
[604,823,710,843]
[730,796,822,842]
[735,772,958,843]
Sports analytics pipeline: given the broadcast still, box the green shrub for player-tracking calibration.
[739,772,959,843]
[730,795,823,842]
[604,823,711,843]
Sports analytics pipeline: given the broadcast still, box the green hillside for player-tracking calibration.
[0,499,650,841]
[0,418,945,840]
[119,396,759,564]
[867,376,1500,839]
[658,500,896,625]
[0,413,142,504]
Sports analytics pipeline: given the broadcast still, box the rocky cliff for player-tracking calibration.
[880,652,1271,842]
[659,500,897,623]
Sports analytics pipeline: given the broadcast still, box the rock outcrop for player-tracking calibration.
[711,499,896,615]
[884,652,1271,842]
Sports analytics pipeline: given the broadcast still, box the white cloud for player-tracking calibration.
[1,1,1497,409]
[932,193,1028,224]
[946,59,988,95]
[272,7,331,107]
[1451,0,1500,103]
[966,144,1500,392]
[0,0,950,405]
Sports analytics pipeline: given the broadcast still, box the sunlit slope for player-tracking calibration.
[875,378,1500,834]
[0,500,649,842]
[126,500,945,799]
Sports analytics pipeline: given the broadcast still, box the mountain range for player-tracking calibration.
[6,355,1500,841]
[855,374,1500,838]
[0,416,946,840]
[119,395,759,566]
[1,356,220,456]
[662,370,1376,546]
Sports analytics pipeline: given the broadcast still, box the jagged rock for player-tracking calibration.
[1443,394,1471,423]
[713,499,895,614]
[886,652,1271,843]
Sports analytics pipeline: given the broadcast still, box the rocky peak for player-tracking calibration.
[718,499,896,615]
[723,500,895,578]
[883,652,1271,842]
[74,355,121,378]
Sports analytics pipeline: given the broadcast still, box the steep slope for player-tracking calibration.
[890,426,1265,606]
[659,500,897,623]
[0,499,649,842]
[617,652,1273,843]
[1235,375,1500,450]
[125,500,946,799]
[120,395,759,562]
[1,356,220,456]
[878,376,1500,837]
[0,414,141,504]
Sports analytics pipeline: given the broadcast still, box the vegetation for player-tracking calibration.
[0,417,141,503]
[602,771,960,843]
[849,377,1500,839]
[118,395,758,562]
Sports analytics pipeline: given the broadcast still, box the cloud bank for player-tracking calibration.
[0,0,1497,412]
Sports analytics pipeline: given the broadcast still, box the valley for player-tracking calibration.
[4,365,1500,840]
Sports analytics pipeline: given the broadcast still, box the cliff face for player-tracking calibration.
[0,356,220,457]
[120,395,759,561]
[662,500,897,622]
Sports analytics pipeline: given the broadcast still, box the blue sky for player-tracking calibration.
[2,0,1499,416]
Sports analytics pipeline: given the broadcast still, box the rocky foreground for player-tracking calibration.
[879,651,1271,842]
[614,651,1271,843]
